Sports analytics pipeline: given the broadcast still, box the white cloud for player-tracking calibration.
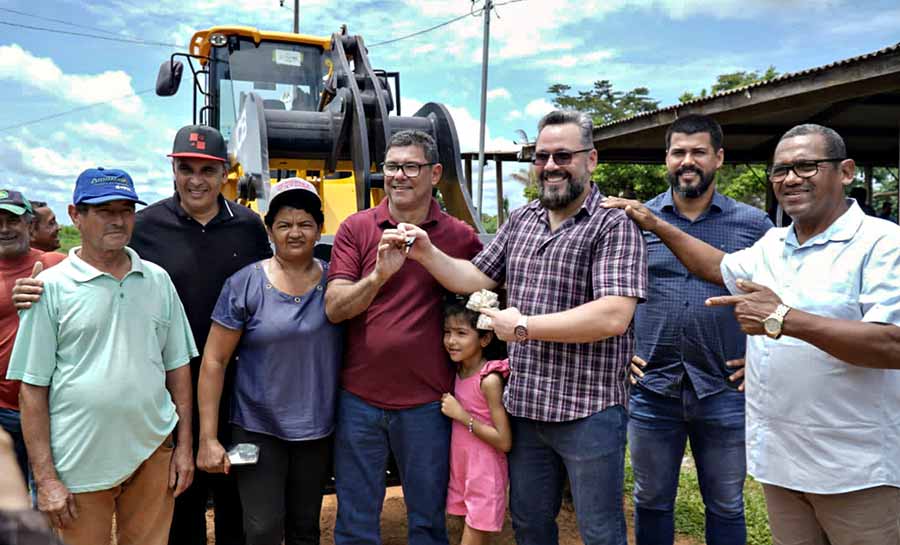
[403,97,515,153]
[524,98,554,119]
[487,88,511,101]
[536,49,616,68]
[392,0,844,68]
[4,135,94,180]
[826,6,900,35]
[651,0,843,19]
[583,50,617,63]
[66,122,125,143]
[411,44,437,55]
[505,110,523,121]
[0,44,143,115]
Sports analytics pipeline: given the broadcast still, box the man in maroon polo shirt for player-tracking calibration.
[325,129,481,545]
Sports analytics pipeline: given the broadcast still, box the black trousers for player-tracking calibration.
[168,465,245,545]
[169,362,244,545]
[231,426,333,545]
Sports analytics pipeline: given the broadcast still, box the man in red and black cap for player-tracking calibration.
[138,125,271,545]
[13,125,270,545]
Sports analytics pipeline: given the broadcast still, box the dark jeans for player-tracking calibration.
[508,405,628,545]
[333,389,450,545]
[169,455,244,545]
[231,427,332,545]
[628,384,746,545]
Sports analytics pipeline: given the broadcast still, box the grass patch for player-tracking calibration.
[623,447,771,545]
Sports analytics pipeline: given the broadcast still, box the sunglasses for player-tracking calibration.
[531,148,593,166]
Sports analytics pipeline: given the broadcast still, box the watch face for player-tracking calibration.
[763,317,780,335]
[514,325,527,341]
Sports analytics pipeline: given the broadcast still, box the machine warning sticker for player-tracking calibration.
[274,50,303,66]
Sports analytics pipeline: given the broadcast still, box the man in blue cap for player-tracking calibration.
[7,168,198,545]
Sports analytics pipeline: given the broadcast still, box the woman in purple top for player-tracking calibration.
[196,178,342,545]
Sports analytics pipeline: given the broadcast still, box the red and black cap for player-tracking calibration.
[168,125,228,162]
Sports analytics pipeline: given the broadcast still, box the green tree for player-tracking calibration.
[680,66,778,103]
[548,81,659,125]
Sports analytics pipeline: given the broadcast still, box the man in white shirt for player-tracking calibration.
[603,124,900,545]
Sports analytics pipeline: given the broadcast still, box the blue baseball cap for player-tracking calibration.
[73,167,146,206]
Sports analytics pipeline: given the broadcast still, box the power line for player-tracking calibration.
[368,0,525,48]
[368,12,474,48]
[0,20,185,49]
[0,7,110,34]
[0,89,155,133]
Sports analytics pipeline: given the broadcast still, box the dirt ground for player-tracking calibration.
[204,486,701,545]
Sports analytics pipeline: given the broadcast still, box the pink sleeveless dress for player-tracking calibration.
[445,359,510,532]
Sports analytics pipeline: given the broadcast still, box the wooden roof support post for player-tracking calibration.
[864,165,874,207]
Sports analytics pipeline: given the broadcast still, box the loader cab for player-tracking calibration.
[210,36,328,143]
[156,27,332,140]
[156,26,484,236]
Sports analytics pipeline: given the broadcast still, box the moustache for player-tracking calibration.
[676,166,702,178]
[540,170,571,182]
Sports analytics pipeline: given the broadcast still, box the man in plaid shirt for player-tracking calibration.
[401,110,648,545]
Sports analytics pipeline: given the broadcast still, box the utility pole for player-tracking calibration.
[280,0,299,32]
[475,0,493,223]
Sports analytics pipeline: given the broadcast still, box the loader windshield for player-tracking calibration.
[212,37,326,142]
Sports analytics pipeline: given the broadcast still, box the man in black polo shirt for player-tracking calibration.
[131,125,271,545]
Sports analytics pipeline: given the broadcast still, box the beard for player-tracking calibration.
[538,169,589,210]
[667,166,715,199]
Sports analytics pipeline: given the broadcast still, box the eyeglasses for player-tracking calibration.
[382,162,435,177]
[767,158,845,183]
[532,148,593,166]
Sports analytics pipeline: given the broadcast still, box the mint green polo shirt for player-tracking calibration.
[7,246,198,493]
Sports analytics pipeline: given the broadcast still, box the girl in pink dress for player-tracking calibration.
[441,298,512,545]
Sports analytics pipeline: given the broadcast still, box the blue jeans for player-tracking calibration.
[628,383,746,545]
[508,405,628,545]
[334,389,450,545]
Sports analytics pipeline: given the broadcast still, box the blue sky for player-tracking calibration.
[1,0,898,223]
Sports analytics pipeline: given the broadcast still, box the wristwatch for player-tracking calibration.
[763,304,791,340]
[514,316,529,342]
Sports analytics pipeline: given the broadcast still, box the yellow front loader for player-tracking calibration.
[156,25,484,238]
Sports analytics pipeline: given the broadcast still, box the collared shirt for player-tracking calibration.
[635,190,771,399]
[472,185,648,422]
[328,198,482,409]
[721,200,900,494]
[7,247,197,493]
